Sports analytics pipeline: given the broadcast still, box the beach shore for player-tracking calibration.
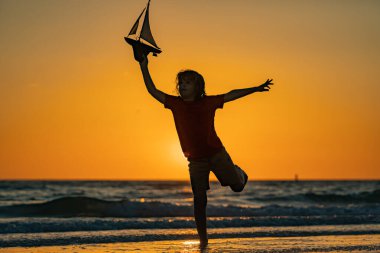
[1,181,379,252]
[2,234,380,253]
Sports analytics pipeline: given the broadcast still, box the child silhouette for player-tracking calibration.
[138,54,273,248]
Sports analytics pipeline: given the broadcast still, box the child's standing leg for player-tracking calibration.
[188,158,211,246]
[187,148,247,247]
[193,188,208,245]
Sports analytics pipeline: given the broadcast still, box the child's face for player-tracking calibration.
[179,77,197,101]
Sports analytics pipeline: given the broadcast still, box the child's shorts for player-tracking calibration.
[187,147,247,193]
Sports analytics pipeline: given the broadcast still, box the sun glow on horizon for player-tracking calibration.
[0,0,379,180]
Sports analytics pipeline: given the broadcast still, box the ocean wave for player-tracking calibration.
[250,189,380,203]
[0,196,380,218]
[304,190,380,203]
[1,215,380,234]
[0,196,191,217]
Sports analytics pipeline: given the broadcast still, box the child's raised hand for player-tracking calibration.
[139,54,149,67]
[256,79,273,92]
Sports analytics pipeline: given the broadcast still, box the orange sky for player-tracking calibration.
[1,0,379,180]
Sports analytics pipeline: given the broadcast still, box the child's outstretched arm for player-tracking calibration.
[223,79,273,103]
[139,55,167,104]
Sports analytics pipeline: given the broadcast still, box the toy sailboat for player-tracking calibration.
[124,0,162,62]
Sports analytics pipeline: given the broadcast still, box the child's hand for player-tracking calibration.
[139,54,148,67]
[256,79,273,92]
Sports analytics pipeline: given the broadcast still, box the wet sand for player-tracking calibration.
[1,234,380,253]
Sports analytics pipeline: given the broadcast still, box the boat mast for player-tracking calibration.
[136,1,150,41]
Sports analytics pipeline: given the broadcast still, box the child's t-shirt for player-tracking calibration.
[164,94,225,159]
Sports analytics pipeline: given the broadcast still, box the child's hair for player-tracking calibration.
[175,70,206,100]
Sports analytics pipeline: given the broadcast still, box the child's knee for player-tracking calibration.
[193,191,207,206]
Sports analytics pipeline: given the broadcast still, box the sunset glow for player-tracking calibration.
[0,0,379,180]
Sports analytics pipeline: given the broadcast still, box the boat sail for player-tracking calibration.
[125,0,162,62]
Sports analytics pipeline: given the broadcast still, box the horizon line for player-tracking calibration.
[1,178,379,181]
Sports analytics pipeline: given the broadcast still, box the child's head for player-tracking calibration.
[176,70,206,100]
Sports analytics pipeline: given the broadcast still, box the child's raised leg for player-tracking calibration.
[210,148,248,192]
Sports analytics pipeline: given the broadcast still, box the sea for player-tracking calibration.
[0,180,379,248]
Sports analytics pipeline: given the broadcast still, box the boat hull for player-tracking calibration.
[125,37,161,62]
